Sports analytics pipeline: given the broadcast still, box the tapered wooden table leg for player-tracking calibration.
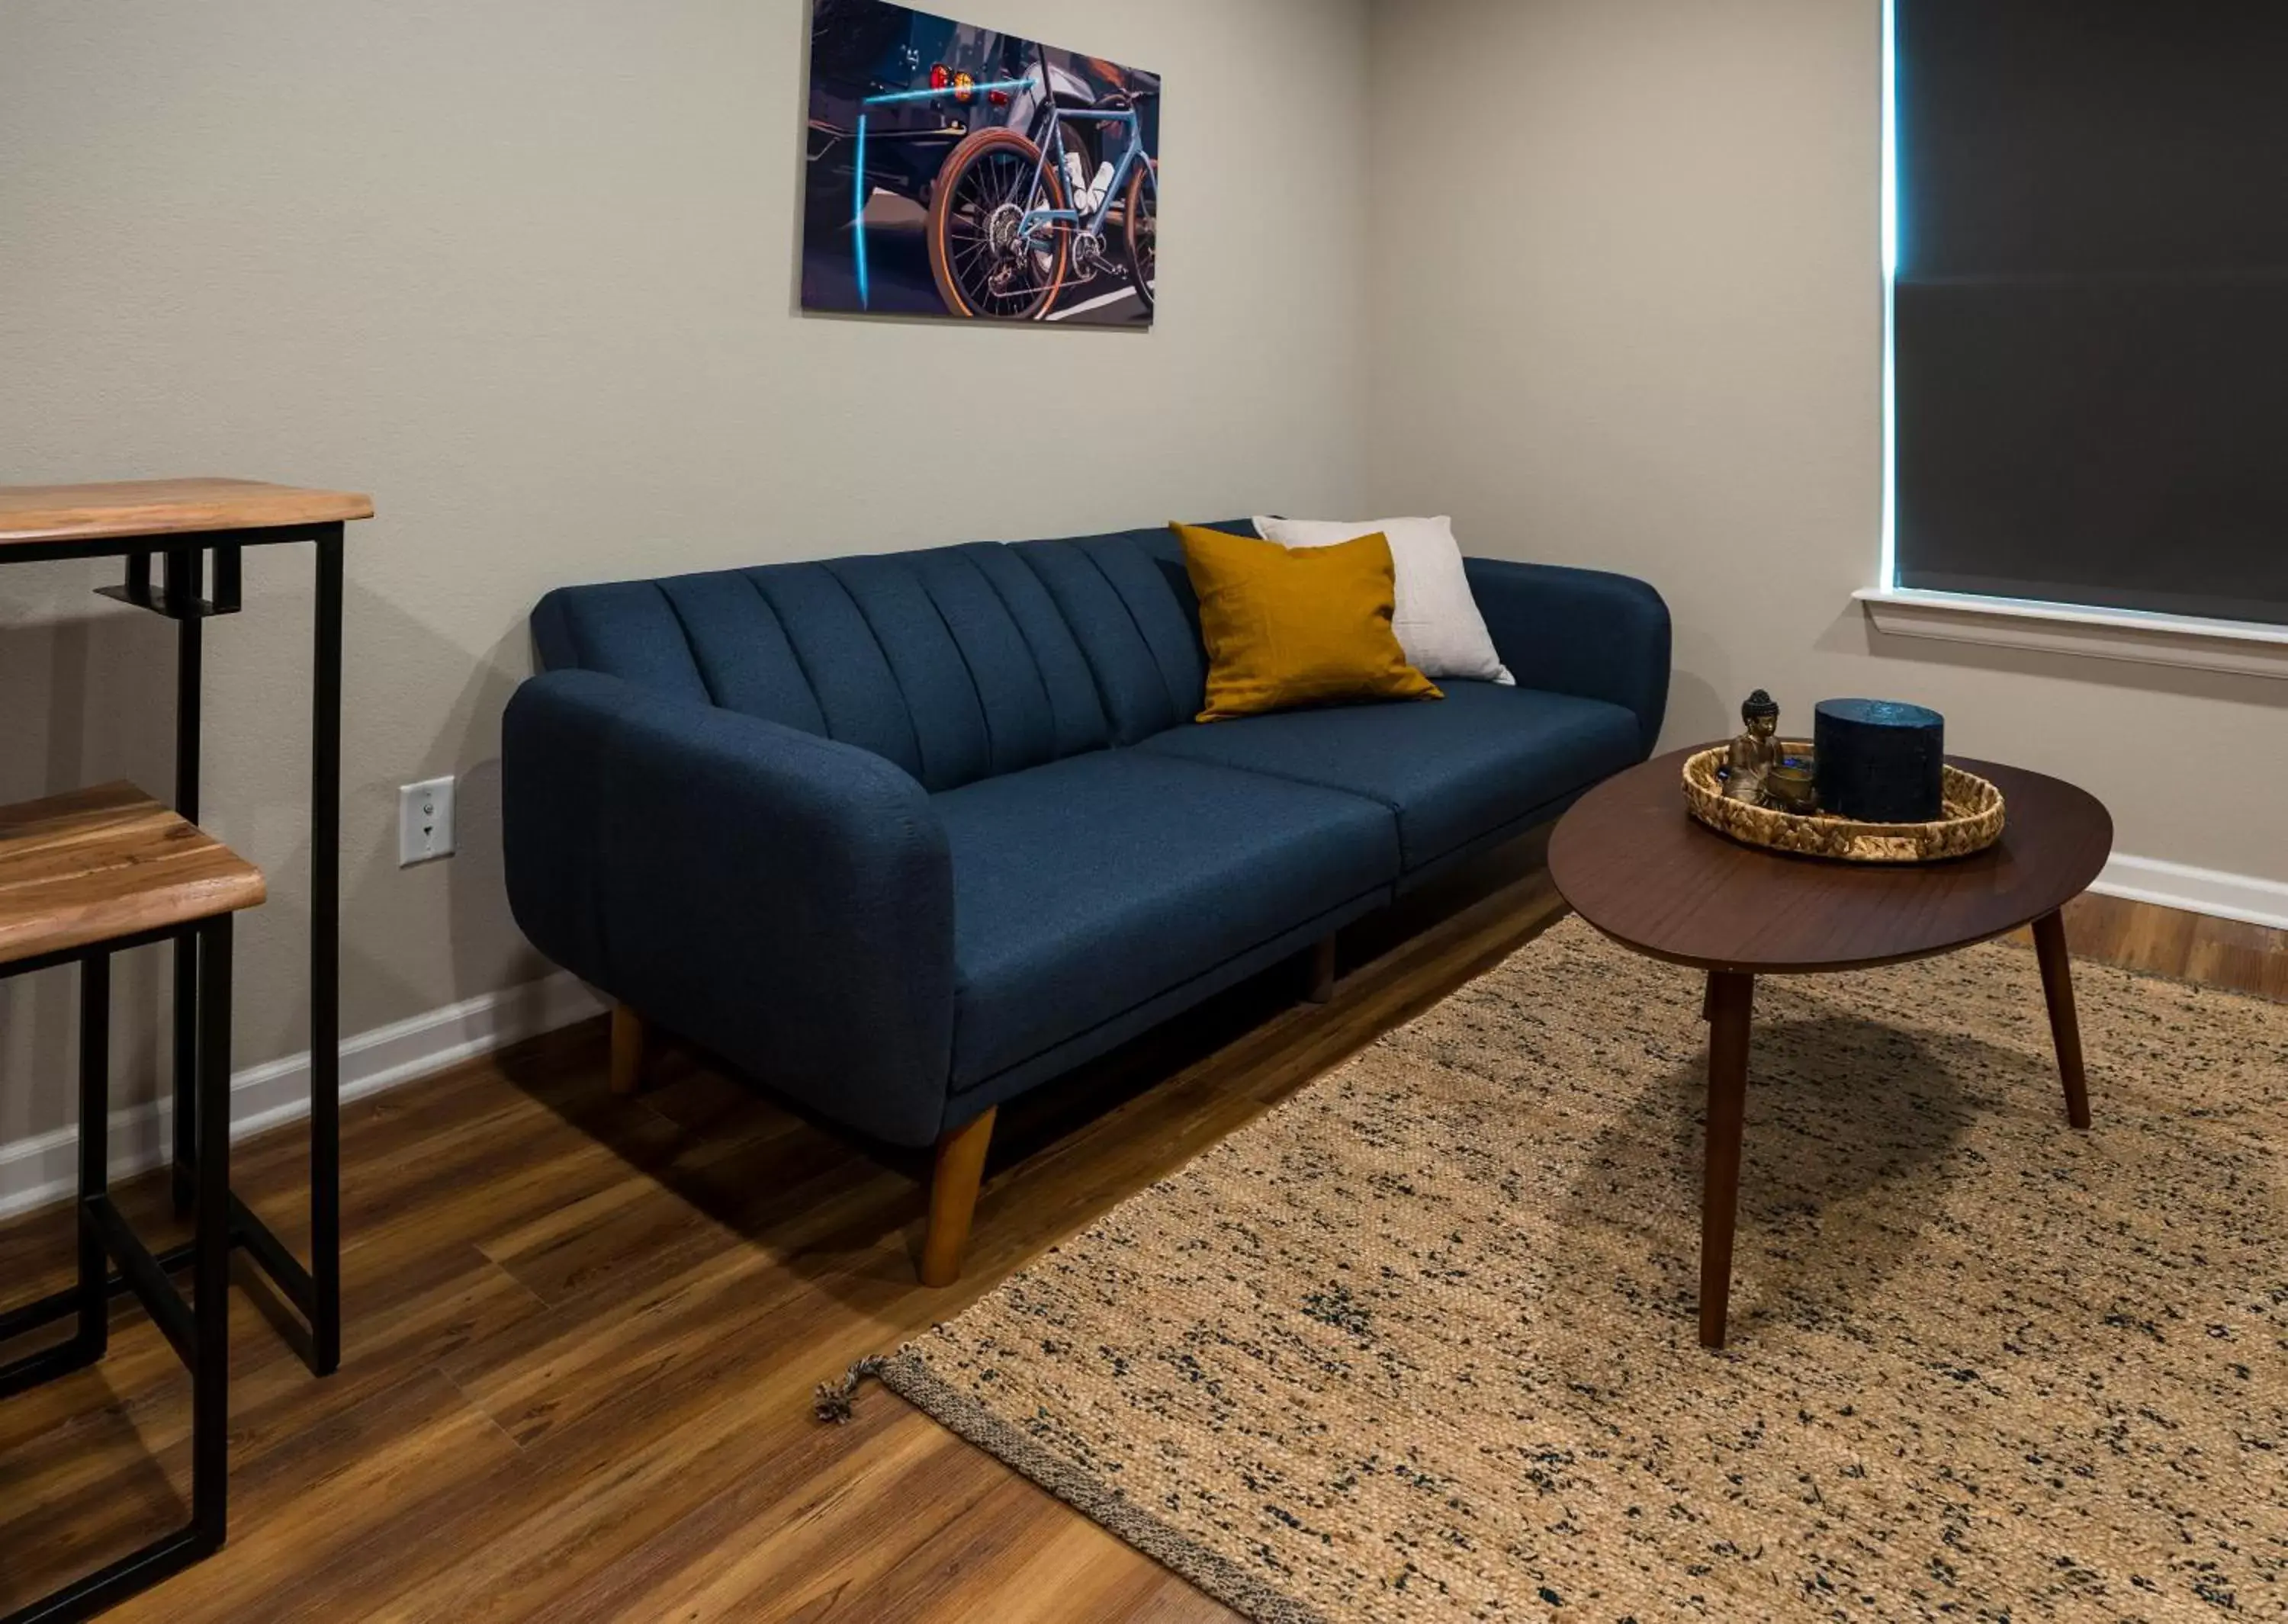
[2031,910,2092,1129]
[1699,971,1754,1349]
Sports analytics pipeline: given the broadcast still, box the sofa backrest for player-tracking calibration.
[531,522,1244,792]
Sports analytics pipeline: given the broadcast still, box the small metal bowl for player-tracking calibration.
[1766,755,1819,816]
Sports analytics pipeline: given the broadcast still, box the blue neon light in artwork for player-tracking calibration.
[853,114,871,309]
[863,76,1038,107]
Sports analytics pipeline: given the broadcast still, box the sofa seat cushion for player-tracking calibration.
[937,751,1399,1088]
[1136,681,1641,871]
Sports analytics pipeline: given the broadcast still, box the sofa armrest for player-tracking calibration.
[503,669,956,1145]
[1464,557,1672,757]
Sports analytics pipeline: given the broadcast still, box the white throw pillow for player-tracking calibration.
[1252,515,1514,685]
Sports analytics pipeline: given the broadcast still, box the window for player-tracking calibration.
[1886,0,2288,627]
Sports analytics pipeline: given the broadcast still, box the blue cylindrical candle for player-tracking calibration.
[1813,698,1945,823]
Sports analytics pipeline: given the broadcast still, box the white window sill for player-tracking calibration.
[1854,587,2288,681]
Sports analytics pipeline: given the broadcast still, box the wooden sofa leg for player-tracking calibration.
[920,1107,996,1288]
[1303,936,1338,1005]
[609,1003,648,1096]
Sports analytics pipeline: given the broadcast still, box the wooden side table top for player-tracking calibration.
[0,479,374,546]
[1549,747,2114,975]
[0,784,265,967]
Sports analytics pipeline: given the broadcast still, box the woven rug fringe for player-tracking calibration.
[811,1354,892,1424]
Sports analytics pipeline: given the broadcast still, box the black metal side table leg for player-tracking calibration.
[191,913,233,1549]
[170,547,204,1218]
[310,528,343,1375]
[74,957,111,1366]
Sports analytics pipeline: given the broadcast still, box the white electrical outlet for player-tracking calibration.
[399,775,456,866]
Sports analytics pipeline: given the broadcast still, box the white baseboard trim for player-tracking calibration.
[2090,853,2288,933]
[0,972,605,1221]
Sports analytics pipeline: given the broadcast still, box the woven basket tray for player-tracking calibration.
[1682,744,2005,863]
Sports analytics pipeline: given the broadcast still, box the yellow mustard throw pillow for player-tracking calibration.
[1172,522,1443,723]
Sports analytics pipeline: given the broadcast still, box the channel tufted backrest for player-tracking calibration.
[529,523,1245,791]
[1011,526,1211,744]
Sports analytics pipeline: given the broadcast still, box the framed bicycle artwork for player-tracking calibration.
[802,0,1159,326]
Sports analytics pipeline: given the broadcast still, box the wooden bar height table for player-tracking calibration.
[0,478,370,1377]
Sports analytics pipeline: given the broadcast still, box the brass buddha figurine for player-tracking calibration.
[1725,689,1782,806]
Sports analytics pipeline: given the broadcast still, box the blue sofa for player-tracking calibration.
[503,521,1669,1280]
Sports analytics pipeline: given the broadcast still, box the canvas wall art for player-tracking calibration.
[803,0,1159,325]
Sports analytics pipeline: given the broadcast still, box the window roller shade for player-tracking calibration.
[1894,0,2288,624]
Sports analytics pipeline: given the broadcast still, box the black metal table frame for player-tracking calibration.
[0,916,233,1624]
[0,522,342,1377]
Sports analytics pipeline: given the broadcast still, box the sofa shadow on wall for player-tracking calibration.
[339,608,570,1044]
[1651,634,1728,749]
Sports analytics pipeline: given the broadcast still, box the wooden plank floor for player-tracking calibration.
[2,856,2280,1622]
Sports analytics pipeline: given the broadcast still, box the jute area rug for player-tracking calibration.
[850,918,2288,1622]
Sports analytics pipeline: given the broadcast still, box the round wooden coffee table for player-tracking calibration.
[1548,748,2113,1348]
